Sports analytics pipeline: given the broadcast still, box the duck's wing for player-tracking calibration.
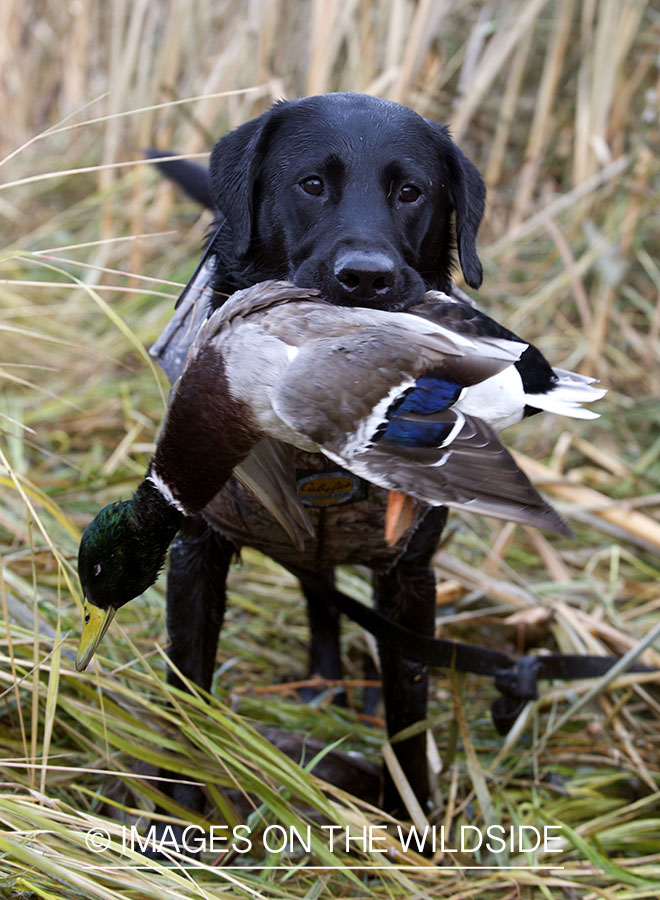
[150,252,220,384]
[351,414,570,535]
[271,320,524,443]
[272,328,569,535]
[211,280,529,370]
[233,439,314,550]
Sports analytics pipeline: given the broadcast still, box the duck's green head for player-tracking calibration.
[76,493,180,671]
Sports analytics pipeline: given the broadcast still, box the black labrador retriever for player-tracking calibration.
[153,92,485,816]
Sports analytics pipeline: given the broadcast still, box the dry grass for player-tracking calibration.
[1,1,660,897]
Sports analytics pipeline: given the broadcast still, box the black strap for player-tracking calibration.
[287,567,655,734]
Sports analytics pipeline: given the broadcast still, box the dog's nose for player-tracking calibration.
[334,251,396,298]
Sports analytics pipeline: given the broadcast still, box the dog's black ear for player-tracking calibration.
[209,108,280,257]
[429,124,486,289]
[450,144,485,288]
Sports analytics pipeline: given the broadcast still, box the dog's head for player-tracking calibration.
[209,93,485,310]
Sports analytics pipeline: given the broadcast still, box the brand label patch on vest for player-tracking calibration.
[296,469,368,507]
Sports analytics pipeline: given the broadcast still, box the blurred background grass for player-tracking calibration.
[1,1,660,897]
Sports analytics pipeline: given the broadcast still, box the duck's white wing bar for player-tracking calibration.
[340,376,417,459]
[526,369,607,419]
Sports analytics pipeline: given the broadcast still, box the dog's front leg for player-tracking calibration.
[374,507,448,814]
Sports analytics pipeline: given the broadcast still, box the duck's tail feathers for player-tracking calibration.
[526,369,607,419]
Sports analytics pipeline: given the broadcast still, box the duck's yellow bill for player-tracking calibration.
[76,602,116,671]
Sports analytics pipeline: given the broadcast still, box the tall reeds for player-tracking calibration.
[1,2,659,897]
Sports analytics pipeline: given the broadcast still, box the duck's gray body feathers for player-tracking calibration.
[150,281,591,542]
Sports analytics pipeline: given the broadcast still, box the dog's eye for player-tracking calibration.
[399,184,421,203]
[299,177,324,196]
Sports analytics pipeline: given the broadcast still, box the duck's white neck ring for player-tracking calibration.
[147,466,188,515]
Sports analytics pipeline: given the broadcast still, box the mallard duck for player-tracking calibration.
[76,280,605,670]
